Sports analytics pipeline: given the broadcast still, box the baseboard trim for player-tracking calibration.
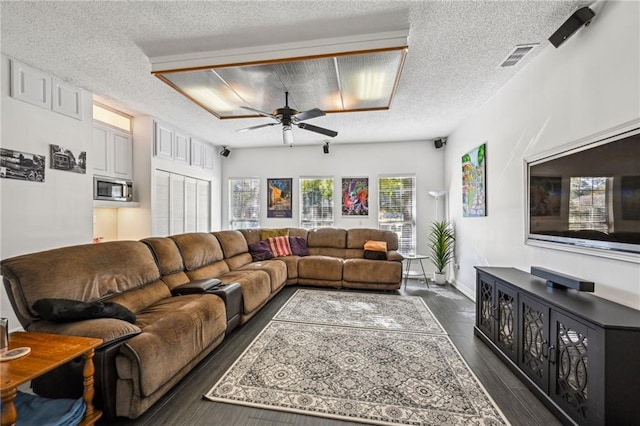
[451,279,475,302]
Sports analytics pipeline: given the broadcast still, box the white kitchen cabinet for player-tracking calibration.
[190,139,203,167]
[93,123,133,180]
[203,144,215,169]
[52,77,83,120]
[10,59,51,110]
[154,121,174,160]
[175,132,190,164]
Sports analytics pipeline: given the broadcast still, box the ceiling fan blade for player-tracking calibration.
[297,122,338,137]
[240,106,276,118]
[294,108,325,122]
[236,122,278,132]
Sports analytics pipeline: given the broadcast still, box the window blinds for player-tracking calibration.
[378,175,416,253]
[300,177,334,229]
[229,178,261,229]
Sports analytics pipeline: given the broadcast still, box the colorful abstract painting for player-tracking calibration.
[267,178,292,218]
[342,177,368,216]
[462,143,486,217]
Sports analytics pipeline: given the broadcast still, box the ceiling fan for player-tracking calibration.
[237,92,338,145]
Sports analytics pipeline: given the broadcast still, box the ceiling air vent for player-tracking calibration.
[499,43,538,67]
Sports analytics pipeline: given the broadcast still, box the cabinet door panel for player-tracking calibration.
[10,59,50,109]
[175,133,190,164]
[112,132,132,179]
[92,126,110,175]
[190,139,203,167]
[52,77,83,120]
[550,311,591,425]
[154,123,174,160]
[476,274,494,338]
[495,282,518,362]
[519,294,550,392]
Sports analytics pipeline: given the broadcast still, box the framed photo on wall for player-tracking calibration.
[0,148,45,182]
[342,177,369,216]
[462,143,486,217]
[267,178,292,218]
[50,144,86,174]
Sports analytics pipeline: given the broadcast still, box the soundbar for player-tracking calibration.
[531,266,594,292]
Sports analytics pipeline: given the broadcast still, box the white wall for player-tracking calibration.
[220,140,444,259]
[444,1,640,308]
[0,55,94,330]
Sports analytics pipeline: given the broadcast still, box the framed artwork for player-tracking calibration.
[0,148,45,182]
[267,178,292,218]
[342,177,369,216]
[462,143,486,217]
[50,144,86,174]
[621,176,640,220]
[530,176,562,217]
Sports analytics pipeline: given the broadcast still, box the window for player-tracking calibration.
[93,103,132,132]
[229,178,260,229]
[569,177,611,232]
[300,177,334,229]
[378,175,416,253]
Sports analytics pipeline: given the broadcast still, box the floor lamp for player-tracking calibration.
[428,190,447,221]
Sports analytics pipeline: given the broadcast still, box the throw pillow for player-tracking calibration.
[260,228,289,240]
[268,236,292,257]
[364,250,387,260]
[248,240,274,261]
[289,236,310,256]
[32,298,136,324]
[364,240,387,252]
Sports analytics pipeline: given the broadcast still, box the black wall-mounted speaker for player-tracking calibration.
[323,142,329,154]
[219,147,230,157]
[434,138,446,149]
[549,6,595,48]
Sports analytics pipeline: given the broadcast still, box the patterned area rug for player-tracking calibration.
[274,289,446,334]
[205,290,509,425]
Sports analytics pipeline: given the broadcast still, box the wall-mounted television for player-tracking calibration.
[526,122,640,259]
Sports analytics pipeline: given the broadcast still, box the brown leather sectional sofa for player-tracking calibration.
[1,227,402,419]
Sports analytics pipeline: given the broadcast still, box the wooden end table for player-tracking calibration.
[0,331,102,426]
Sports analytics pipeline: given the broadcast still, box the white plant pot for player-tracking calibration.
[433,273,446,285]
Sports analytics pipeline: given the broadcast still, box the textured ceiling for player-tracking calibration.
[0,1,589,148]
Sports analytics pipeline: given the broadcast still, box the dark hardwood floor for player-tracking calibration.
[102,280,562,426]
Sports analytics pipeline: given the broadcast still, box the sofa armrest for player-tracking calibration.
[386,250,404,262]
[28,318,142,347]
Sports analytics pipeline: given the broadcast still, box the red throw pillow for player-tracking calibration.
[268,236,292,257]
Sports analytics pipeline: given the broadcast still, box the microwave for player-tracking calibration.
[94,176,133,202]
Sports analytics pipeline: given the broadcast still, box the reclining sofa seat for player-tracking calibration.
[239,228,308,285]
[167,232,284,324]
[0,241,227,419]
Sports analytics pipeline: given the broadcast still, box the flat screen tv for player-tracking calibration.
[526,123,640,258]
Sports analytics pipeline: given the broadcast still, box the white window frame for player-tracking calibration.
[229,177,260,229]
[378,175,416,254]
[299,177,334,229]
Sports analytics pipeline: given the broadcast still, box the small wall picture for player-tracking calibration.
[462,143,486,217]
[50,144,86,174]
[267,178,292,218]
[342,177,369,216]
[0,148,45,182]
[530,176,562,217]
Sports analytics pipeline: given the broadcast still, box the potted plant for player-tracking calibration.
[428,220,455,284]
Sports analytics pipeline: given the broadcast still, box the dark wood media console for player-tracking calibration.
[474,267,640,426]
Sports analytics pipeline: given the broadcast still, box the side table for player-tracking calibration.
[0,331,103,426]
[401,254,430,289]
